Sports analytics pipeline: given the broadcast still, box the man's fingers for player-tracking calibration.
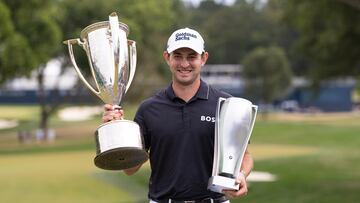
[114,108,124,115]
[102,104,125,123]
[113,112,122,120]
[223,187,247,199]
[237,184,248,197]
[104,104,113,111]
[102,114,114,123]
[222,176,248,198]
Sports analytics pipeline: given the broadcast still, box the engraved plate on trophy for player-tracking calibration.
[208,97,257,193]
[63,12,148,170]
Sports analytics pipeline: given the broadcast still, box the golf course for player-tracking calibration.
[1,105,359,203]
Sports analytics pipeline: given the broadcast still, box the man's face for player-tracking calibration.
[164,48,208,86]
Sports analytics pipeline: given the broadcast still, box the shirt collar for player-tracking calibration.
[196,79,210,100]
[165,80,209,101]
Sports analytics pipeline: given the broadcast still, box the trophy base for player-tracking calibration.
[94,120,148,170]
[94,147,148,170]
[208,175,239,193]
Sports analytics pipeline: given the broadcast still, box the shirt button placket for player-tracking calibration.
[183,105,191,135]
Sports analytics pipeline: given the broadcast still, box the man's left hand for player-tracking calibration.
[222,172,248,199]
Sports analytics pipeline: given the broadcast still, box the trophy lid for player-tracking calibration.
[80,20,129,40]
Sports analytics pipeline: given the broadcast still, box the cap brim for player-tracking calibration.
[167,42,203,54]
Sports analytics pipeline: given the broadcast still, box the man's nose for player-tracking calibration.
[180,58,190,67]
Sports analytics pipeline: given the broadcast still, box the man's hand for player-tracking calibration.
[222,172,248,199]
[102,104,124,123]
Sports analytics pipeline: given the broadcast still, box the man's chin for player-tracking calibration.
[175,78,196,86]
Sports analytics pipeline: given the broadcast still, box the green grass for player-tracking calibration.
[1,105,360,203]
[0,104,148,203]
[0,151,142,203]
[0,105,40,120]
[235,116,360,203]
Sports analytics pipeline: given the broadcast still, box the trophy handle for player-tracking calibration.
[126,40,137,93]
[63,39,101,96]
[216,97,227,119]
[250,104,258,136]
[212,97,227,176]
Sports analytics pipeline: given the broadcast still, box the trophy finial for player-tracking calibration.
[109,12,120,33]
[110,12,118,17]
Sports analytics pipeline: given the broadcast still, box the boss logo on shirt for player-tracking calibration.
[200,115,215,123]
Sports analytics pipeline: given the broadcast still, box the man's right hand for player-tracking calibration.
[102,104,124,123]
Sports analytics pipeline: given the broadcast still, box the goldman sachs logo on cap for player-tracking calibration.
[175,32,197,41]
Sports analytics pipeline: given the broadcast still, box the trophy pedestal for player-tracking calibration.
[94,120,148,170]
[94,147,148,170]
[208,175,239,193]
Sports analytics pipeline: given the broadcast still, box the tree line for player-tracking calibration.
[0,0,359,139]
[1,0,359,91]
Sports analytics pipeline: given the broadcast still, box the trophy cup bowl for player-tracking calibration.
[63,12,148,170]
[208,97,257,193]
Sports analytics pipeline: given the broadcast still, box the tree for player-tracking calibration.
[201,0,272,64]
[0,0,176,141]
[184,0,295,67]
[242,46,293,108]
[58,0,176,100]
[284,0,360,81]
[0,0,62,140]
[0,0,58,83]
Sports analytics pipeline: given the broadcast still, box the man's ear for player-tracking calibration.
[163,51,170,65]
[201,52,209,66]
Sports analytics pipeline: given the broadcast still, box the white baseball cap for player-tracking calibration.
[166,27,205,54]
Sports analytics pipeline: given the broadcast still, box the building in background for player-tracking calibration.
[1,63,356,112]
[201,64,244,97]
[201,64,356,112]
[0,59,96,104]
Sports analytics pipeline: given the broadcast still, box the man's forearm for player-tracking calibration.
[240,148,253,177]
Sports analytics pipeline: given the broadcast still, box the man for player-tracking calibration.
[103,28,253,203]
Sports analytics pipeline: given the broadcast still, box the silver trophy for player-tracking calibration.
[63,12,148,170]
[208,97,257,193]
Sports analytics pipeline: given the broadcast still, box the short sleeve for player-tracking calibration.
[134,105,151,151]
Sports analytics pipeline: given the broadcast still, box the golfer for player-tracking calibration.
[103,27,253,203]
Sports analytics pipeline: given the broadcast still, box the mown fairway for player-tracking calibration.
[240,113,360,203]
[0,151,138,203]
[0,105,360,203]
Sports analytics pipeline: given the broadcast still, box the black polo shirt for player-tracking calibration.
[134,80,231,201]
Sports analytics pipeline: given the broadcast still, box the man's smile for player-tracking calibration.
[177,69,192,74]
